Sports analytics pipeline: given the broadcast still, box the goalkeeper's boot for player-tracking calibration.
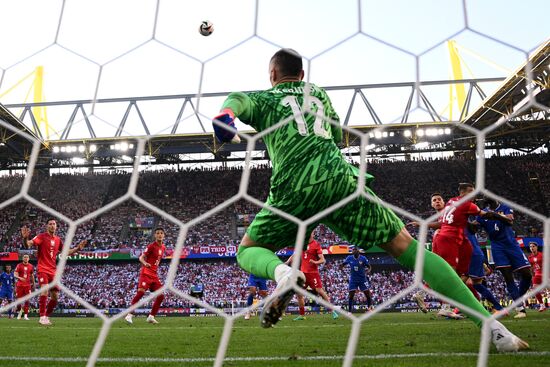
[124,313,134,324]
[147,315,159,324]
[260,268,305,328]
[490,320,529,352]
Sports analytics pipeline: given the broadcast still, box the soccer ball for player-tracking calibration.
[199,21,214,36]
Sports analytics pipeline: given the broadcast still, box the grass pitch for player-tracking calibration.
[0,312,548,367]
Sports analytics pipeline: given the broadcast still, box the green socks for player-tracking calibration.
[237,245,283,280]
[396,239,490,327]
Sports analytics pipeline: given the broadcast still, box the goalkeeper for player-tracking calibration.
[212,48,527,351]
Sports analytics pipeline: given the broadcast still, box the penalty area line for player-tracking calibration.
[0,351,549,363]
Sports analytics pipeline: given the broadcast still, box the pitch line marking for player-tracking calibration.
[0,351,549,364]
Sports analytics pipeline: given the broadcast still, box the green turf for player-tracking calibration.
[1,312,548,366]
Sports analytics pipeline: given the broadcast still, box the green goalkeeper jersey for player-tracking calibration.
[222,81,369,195]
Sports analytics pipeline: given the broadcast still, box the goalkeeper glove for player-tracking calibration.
[212,109,240,143]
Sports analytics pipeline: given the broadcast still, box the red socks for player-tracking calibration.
[39,295,47,317]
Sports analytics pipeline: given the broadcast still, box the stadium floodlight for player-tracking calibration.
[120,142,129,151]
[114,144,121,150]
[416,129,425,137]
[389,132,395,137]
[374,131,382,139]
[78,145,85,153]
[403,129,412,137]
[129,144,134,149]
[382,131,388,138]
[444,128,451,135]
[437,128,444,135]
[60,147,66,152]
[369,133,374,138]
[428,128,439,136]
[110,145,115,149]
[53,146,60,153]
[90,145,97,152]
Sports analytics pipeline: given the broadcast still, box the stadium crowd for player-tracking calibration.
[0,153,547,253]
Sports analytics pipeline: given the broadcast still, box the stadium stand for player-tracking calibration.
[1,153,546,252]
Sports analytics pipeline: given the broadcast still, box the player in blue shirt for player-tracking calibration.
[476,198,532,318]
[0,264,16,318]
[466,221,504,313]
[244,273,269,320]
[340,247,372,313]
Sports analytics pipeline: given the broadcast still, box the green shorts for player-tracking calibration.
[246,174,404,250]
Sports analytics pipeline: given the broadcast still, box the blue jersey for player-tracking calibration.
[0,272,15,292]
[247,273,268,291]
[476,204,516,247]
[343,255,369,282]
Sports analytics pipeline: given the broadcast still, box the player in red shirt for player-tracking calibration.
[408,193,446,314]
[14,254,35,320]
[285,233,339,320]
[21,219,86,326]
[433,184,514,314]
[125,227,166,324]
[528,242,545,312]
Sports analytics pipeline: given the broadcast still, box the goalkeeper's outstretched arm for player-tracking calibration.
[212,92,257,144]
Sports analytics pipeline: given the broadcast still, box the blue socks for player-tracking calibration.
[474,283,503,310]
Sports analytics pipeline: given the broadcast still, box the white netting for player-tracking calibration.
[0,1,549,366]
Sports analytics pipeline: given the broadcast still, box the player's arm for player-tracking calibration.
[67,240,87,256]
[139,253,151,268]
[20,226,35,248]
[310,253,326,265]
[31,273,36,290]
[213,92,257,143]
[479,210,513,225]
[13,270,24,282]
[407,221,441,229]
[339,256,350,270]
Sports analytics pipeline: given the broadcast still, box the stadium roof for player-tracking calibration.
[463,40,550,152]
[1,40,548,170]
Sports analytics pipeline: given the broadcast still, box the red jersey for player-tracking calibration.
[32,232,63,276]
[15,262,34,287]
[528,252,543,277]
[438,196,480,237]
[301,240,322,273]
[140,242,166,278]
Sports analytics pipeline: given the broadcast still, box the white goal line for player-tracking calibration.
[1,351,549,364]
